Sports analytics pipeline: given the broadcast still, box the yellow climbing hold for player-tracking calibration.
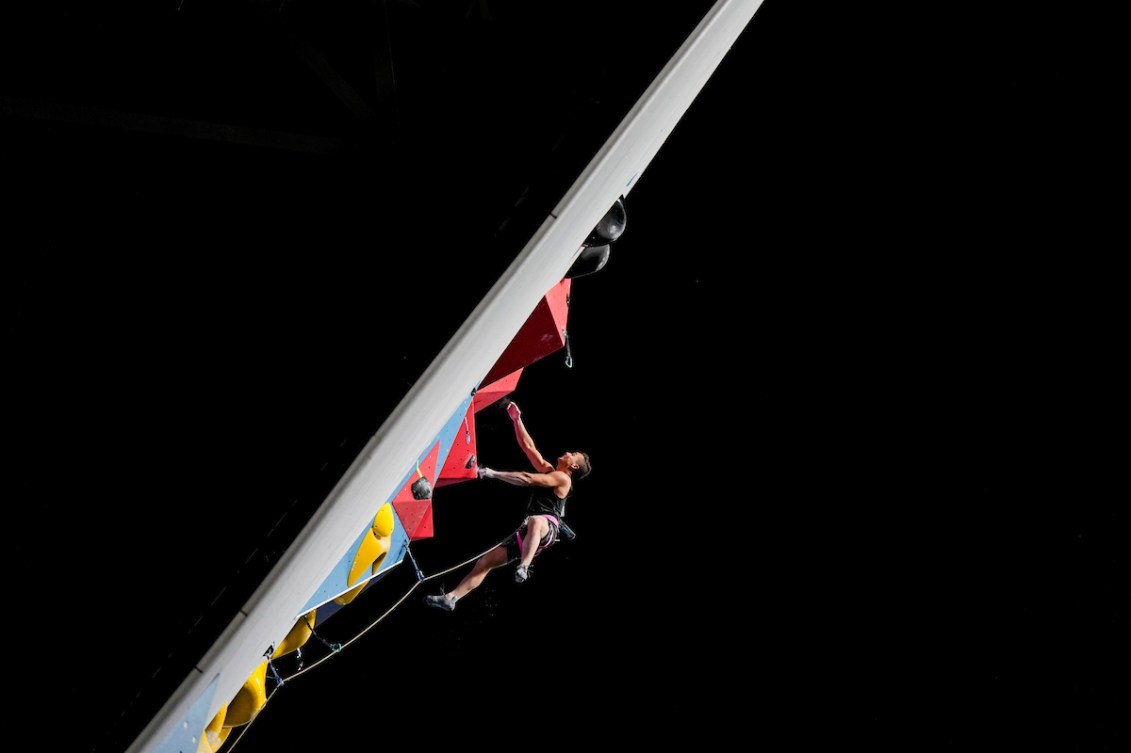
[272,610,317,660]
[224,661,268,728]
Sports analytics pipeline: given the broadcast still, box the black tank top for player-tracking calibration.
[526,485,569,519]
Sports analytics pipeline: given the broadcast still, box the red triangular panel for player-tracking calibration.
[392,442,440,539]
[437,402,478,488]
[393,499,433,540]
[473,368,523,414]
[481,279,571,386]
[414,503,434,539]
[544,278,571,335]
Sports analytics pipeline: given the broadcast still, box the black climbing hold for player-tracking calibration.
[585,197,627,245]
[565,244,611,279]
[411,476,432,500]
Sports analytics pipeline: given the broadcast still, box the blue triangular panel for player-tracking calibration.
[297,391,472,615]
[155,673,220,753]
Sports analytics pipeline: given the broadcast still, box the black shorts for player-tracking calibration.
[503,515,560,563]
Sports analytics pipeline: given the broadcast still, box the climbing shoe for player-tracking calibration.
[424,593,457,611]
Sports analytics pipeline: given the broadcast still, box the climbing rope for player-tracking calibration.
[216,537,505,752]
[224,685,278,753]
[280,536,506,682]
[264,653,285,690]
[284,582,420,681]
[421,540,503,583]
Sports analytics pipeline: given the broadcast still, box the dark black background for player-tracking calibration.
[3,1,1122,751]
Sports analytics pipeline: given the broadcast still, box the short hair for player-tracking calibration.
[575,452,592,481]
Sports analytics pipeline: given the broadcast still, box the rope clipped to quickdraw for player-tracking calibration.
[405,544,426,584]
[223,537,503,750]
[264,648,285,689]
[280,535,507,685]
[304,615,341,654]
[562,327,573,368]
